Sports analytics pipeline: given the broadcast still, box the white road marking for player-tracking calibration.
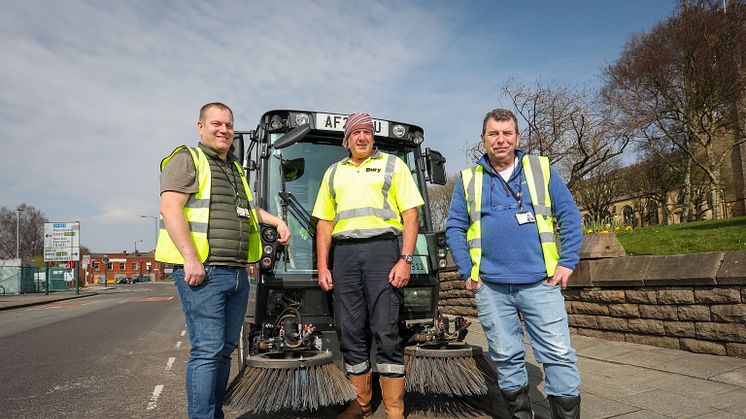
[180,330,186,336]
[175,341,182,349]
[26,301,94,311]
[165,357,176,371]
[147,384,164,410]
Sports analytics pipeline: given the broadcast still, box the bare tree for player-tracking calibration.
[623,150,687,225]
[490,79,632,191]
[427,173,459,231]
[603,0,746,219]
[689,175,711,220]
[0,203,49,259]
[573,159,625,224]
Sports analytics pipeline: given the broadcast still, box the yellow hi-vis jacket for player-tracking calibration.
[312,150,424,239]
[460,155,559,281]
[154,146,261,264]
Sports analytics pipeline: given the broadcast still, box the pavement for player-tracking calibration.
[3,289,746,418]
[463,322,746,418]
[0,286,105,311]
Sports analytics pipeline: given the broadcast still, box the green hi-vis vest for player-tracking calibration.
[460,155,559,281]
[154,146,261,265]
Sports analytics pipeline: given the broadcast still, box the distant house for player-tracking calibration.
[578,142,746,228]
[85,251,166,284]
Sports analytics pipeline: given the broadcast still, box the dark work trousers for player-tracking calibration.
[332,235,404,377]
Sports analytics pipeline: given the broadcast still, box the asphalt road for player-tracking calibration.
[0,283,190,418]
[0,284,499,419]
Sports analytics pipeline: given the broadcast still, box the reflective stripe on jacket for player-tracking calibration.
[460,155,559,280]
[154,146,261,264]
[313,150,423,239]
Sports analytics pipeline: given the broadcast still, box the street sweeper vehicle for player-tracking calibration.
[224,110,493,414]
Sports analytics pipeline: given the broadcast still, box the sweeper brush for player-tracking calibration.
[404,344,497,396]
[224,350,356,414]
[403,314,497,396]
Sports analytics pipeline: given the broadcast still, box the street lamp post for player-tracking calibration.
[140,215,158,282]
[16,207,24,259]
[134,239,143,281]
[140,215,158,250]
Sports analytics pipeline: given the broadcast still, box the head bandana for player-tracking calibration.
[342,112,374,149]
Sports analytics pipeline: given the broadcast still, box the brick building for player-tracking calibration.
[85,251,165,284]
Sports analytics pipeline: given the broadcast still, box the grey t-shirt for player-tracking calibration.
[160,149,198,194]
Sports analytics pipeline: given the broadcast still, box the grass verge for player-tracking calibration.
[614,216,746,255]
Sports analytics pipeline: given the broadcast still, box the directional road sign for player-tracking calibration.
[44,222,81,262]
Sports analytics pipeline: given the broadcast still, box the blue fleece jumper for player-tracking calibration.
[446,151,582,284]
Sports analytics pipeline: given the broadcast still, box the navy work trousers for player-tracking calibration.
[332,235,404,376]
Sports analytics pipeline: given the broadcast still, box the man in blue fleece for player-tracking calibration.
[446,108,582,419]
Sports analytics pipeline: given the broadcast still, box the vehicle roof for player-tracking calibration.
[258,109,425,133]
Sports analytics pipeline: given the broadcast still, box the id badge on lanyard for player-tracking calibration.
[236,206,251,219]
[505,171,534,225]
[516,211,535,225]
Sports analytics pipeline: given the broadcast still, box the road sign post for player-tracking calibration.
[44,222,81,294]
[44,222,81,262]
[102,255,109,289]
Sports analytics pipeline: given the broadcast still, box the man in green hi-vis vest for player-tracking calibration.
[156,102,290,419]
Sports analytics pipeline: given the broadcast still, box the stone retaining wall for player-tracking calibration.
[437,250,746,359]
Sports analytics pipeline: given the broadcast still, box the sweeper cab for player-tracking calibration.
[223,111,496,414]
[232,110,453,359]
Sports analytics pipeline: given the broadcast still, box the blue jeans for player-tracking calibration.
[474,280,580,397]
[173,265,249,419]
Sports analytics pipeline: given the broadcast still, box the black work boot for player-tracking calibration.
[548,395,581,419]
[500,386,534,419]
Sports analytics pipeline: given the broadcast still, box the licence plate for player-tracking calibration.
[315,113,389,136]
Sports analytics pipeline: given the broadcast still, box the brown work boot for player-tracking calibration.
[379,376,405,419]
[337,371,372,418]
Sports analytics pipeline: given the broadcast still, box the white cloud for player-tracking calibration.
[0,0,675,251]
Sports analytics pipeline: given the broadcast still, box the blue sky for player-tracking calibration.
[0,0,676,252]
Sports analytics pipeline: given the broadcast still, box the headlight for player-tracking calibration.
[295,113,310,126]
[410,131,424,145]
[262,227,278,243]
[263,245,273,255]
[437,248,447,258]
[270,115,284,130]
[392,124,406,138]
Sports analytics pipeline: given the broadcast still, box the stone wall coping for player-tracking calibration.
[567,250,746,288]
[717,250,746,284]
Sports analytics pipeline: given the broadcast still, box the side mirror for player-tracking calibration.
[282,158,305,182]
[273,124,311,150]
[425,148,447,185]
[231,133,245,165]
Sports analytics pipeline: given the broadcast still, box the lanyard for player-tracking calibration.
[492,160,524,209]
[499,172,523,206]
[210,156,242,206]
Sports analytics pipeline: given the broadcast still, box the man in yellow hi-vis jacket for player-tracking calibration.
[313,113,423,419]
[156,102,289,419]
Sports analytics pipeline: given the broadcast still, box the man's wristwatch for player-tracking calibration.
[400,254,413,265]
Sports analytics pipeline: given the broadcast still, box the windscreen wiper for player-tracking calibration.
[278,191,316,237]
